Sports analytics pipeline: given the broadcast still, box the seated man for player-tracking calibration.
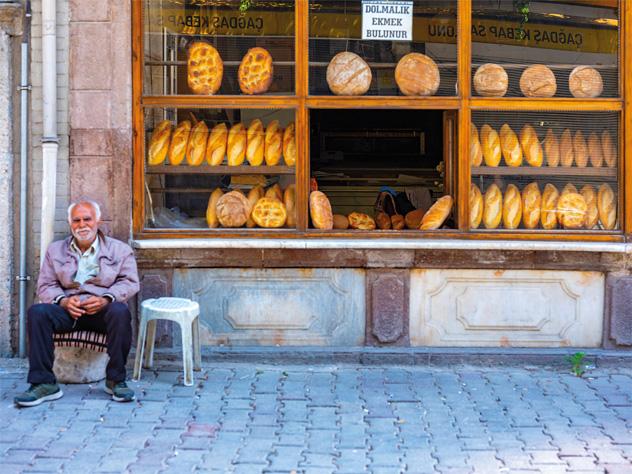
[15,199,140,407]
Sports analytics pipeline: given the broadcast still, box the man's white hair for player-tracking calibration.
[67,200,102,223]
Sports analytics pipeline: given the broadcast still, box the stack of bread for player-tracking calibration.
[472,123,616,169]
[308,190,453,231]
[206,183,295,229]
[471,181,616,230]
[147,119,297,167]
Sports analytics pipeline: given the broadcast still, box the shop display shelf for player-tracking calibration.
[471,166,617,179]
[145,165,295,175]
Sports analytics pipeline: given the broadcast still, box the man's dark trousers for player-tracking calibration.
[27,302,132,384]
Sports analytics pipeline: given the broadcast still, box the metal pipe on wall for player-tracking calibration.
[39,0,58,264]
[17,1,32,358]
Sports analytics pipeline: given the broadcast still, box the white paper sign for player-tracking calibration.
[362,0,413,41]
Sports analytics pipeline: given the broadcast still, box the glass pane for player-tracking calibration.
[143,1,295,96]
[144,108,296,230]
[309,109,455,231]
[309,0,457,96]
[471,111,619,231]
[472,1,619,98]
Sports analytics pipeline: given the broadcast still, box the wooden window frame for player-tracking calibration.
[132,0,629,243]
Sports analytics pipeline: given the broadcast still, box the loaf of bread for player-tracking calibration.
[520,124,543,167]
[348,212,376,230]
[246,185,264,228]
[168,120,192,166]
[265,183,283,201]
[147,120,172,166]
[206,123,228,165]
[405,208,425,229]
[394,53,440,96]
[251,197,287,228]
[283,122,297,166]
[481,124,501,167]
[227,123,246,166]
[587,131,604,168]
[391,214,405,230]
[573,130,588,167]
[284,184,296,228]
[238,47,273,95]
[502,184,522,229]
[601,130,616,168]
[500,124,523,167]
[376,212,391,230]
[470,183,483,229]
[187,41,223,95]
[186,120,208,166]
[473,63,508,97]
[557,192,587,229]
[216,191,252,227]
[246,119,265,166]
[598,183,616,230]
[205,187,224,228]
[560,129,574,167]
[333,214,349,230]
[540,184,559,230]
[326,52,372,96]
[520,64,557,97]
[309,191,333,230]
[420,196,453,230]
[264,120,283,166]
[580,184,599,229]
[569,66,603,98]
[483,184,502,229]
[562,183,579,196]
[521,182,541,229]
[471,124,483,167]
[543,129,560,167]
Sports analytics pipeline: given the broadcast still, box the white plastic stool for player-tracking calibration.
[133,297,201,386]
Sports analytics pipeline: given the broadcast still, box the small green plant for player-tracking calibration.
[239,0,255,13]
[566,352,586,377]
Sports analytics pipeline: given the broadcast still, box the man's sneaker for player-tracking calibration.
[104,380,135,402]
[14,383,63,407]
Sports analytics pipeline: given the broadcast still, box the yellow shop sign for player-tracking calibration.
[150,7,617,55]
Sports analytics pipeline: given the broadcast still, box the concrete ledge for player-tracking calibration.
[144,346,632,368]
[133,238,630,253]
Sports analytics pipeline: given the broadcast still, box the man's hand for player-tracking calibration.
[60,295,85,319]
[81,296,109,315]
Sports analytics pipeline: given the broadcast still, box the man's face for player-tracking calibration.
[70,203,99,245]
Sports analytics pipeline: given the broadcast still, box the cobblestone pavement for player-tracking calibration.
[1,360,632,473]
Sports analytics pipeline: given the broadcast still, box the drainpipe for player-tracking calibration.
[39,0,58,264]
[17,1,31,357]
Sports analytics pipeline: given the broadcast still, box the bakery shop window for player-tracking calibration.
[143,0,295,96]
[309,109,455,231]
[471,1,619,99]
[309,1,457,96]
[144,107,297,230]
[470,111,619,232]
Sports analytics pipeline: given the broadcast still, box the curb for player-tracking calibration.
[146,346,632,368]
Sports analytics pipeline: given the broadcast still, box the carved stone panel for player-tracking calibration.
[607,275,632,346]
[366,270,409,346]
[410,269,604,347]
[173,269,365,346]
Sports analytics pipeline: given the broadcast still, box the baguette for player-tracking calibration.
[483,183,502,229]
[420,195,453,230]
[541,183,559,230]
[522,182,541,230]
[147,120,172,166]
[309,191,333,230]
[580,184,599,229]
[227,123,247,166]
[520,124,543,167]
[469,183,483,229]
[543,129,560,167]
[502,184,522,229]
[500,124,523,167]
[186,120,209,166]
[559,129,574,167]
[598,183,616,230]
[471,124,483,167]
[246,185,265,228]
[168,120,192,166]
[246,119,265,166]
[481,124,501,167]
[588,131,604,168]
[283,122,297,166]
[573,130,588,168]
[284,184,296,228]
[205,188,224,228]
[264,120,283,166]
[206,123,228,166]
[601,130,616,168]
